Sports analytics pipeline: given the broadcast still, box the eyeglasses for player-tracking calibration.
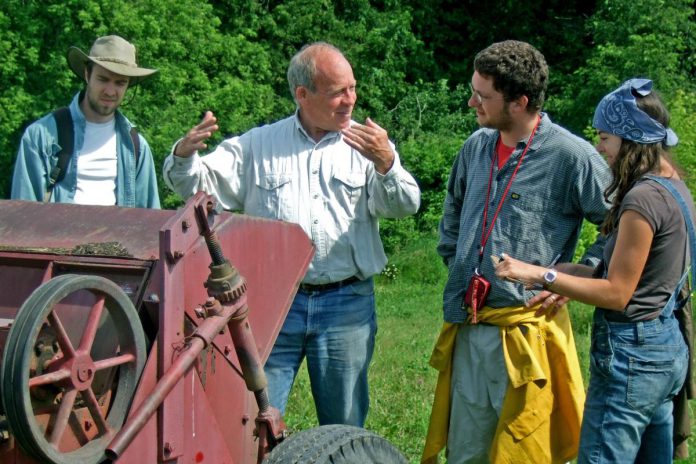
[469,83,498,104]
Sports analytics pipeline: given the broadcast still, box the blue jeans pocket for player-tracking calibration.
[349,277,375,297]
[626,358,676,415]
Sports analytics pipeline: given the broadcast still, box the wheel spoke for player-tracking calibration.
[48,311,76,358]
[93,353,136,371]
[2,274,146,463]
[81,387,110,436]
[48,388,78,445]
[78,294,106,353]
[29,368,71,387]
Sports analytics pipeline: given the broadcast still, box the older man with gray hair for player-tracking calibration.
[162,41,420,426]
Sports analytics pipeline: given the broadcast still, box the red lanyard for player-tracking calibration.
[477,116,541,269]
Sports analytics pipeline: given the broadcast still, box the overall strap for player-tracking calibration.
[45,107,74,202]
[644,175,696,318]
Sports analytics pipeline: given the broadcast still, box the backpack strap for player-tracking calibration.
[130,127,140,166]
[643,175,696,317]
[44,108,140,202]
[44,106,140,203]
[45,107,73,202]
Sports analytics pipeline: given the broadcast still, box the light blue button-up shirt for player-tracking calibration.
[163,113,421,284]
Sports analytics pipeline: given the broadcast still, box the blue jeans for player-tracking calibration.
[578,310,688,464]
[264,277,376,426]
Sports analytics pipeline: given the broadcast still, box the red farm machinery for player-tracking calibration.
[0,193,407,463]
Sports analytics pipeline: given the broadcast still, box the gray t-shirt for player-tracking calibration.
[600,177,696,321]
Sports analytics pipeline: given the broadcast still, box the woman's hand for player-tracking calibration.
[494,253,567,316]
[527,290,570,317]
[493,253,543,287]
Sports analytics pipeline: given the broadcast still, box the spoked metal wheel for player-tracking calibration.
[1,274,146,464]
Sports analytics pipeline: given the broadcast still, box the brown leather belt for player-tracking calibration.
[298,276,360,293]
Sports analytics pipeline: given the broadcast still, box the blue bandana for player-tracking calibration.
[593,78,678,146]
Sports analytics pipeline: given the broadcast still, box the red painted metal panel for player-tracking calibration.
[0,193,314,464]
[117,340,159,464]
[152,195,313,463]
[180,214,314,363]
[0,200,174,260]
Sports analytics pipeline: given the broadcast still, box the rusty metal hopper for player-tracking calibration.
[0,192,313,464]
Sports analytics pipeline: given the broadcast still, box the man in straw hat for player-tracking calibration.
[12,35,160,207]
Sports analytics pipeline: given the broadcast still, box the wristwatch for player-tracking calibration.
[543,268,558,289]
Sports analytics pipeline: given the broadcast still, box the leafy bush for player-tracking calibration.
[1,0,695,257]
[671,89,696,189]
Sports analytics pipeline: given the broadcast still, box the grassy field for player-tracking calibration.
[282,233,696,463]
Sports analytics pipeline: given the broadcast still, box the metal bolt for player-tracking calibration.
[224,345,232,355]
[194,307,206,319]
[242,414,250,425]
[78,368,93,382]
[182,219,191,231]
[173,251,185,259]
[34,341,45,356]
[163,442,173,456]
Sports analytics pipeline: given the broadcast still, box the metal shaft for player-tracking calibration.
[105,298,242,460]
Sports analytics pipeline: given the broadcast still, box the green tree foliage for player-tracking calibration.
[403,0,597,93]
[553,0,696,134]
[213,0,435,119]
[1,0,695,256]
[671,89,696,190]
[0,0,283,206]
[385,81,476,233]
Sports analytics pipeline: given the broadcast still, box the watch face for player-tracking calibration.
[544,269,557,284]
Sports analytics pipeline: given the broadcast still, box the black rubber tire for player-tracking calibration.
[263,424,408,464]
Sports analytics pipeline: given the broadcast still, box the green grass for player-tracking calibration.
[282,233,696,463]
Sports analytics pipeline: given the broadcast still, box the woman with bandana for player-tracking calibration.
[494,78,694,463]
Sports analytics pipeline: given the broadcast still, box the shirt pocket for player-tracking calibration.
[499,194,545,243]
[254,173,293,220]
[331,170,367,219]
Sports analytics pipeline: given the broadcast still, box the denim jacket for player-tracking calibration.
[11,92,160,208]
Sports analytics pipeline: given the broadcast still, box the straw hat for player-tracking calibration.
[67,35,157,85]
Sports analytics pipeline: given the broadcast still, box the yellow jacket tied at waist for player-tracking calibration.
[422,305,585,464]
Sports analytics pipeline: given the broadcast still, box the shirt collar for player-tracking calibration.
[292,110,343,145]
[527,112,549,151]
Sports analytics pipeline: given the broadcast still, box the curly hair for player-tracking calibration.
[474,40,548,112]
[601,87,677,234]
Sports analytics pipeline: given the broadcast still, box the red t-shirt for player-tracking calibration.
[496,137,515,169]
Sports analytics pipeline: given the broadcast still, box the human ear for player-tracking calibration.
[511,95,529,112]
[515,95,529,111]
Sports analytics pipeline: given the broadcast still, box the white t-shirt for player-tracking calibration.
[74,119,118,205]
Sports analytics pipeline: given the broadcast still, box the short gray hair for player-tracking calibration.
[287,42,344,102]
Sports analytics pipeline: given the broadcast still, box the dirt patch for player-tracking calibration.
[0,241,132,257]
